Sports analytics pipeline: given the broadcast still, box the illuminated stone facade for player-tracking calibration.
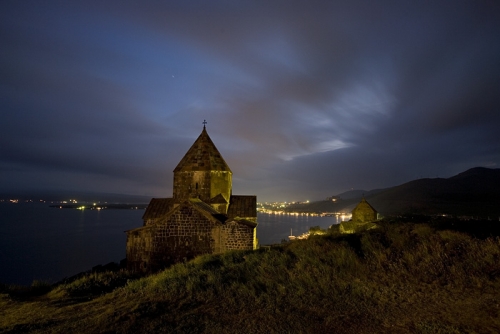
[351,198,377,223]
[126,126,257,273]
[340,198,378,234]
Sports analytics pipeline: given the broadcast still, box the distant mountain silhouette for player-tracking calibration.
[367,167,500,217]
[296,167,500,217]
[336,189,384,200]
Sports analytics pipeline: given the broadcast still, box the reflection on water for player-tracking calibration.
[257,212,349,245]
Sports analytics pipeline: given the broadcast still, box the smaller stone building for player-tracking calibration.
[126,125,257,273]
[351,198,377,223]
[340,198,378,234]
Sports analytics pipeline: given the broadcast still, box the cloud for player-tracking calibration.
[1,0,499,201]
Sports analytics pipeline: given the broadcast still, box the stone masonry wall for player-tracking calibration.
[173,171,211,201]
[172,171,231,206]
[352,203,377,223]
[140,205,222,272]
[221,221,255,251]
[128,206,256,273]
[209,171,231,202]
[126,228,154,273]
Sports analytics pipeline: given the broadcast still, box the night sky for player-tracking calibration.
[1,1,499,202]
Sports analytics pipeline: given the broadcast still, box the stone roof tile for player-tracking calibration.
[174,127,231,172]
[231,218,258,228]
[189,198,220,215]
[142,198,174,220]
[227,195,257,219]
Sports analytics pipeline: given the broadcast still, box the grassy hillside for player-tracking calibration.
[2,219,500,333]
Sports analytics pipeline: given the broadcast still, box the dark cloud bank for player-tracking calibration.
[1,1,499,201]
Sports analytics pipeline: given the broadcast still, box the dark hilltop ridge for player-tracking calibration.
[290,167,500,218]
[368,167,500,217]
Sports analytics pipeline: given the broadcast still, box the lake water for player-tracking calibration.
[0,202,343,285]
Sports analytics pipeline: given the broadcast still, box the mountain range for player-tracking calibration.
[366,167,500,217]
[291,167,500,218]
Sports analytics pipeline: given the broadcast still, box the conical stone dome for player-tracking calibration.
[172,126,232,211]
[174,127,231,173]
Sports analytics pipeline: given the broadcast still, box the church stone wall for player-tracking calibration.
[173,171,232,205]
[221,221,255,251]
[209,171,231,201]
[151,206,218,271]
[128,206,221,273]
[127,214,256,273]
[126,228,154,273]
[173,171,211,201]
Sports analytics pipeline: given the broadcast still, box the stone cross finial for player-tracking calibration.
[203,119,207,128]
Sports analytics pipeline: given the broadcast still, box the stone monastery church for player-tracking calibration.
[126,124,257,273]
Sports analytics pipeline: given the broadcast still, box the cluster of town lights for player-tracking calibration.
[257,201,350,218]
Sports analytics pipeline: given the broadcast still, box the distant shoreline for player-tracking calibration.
[49,204,148,210]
